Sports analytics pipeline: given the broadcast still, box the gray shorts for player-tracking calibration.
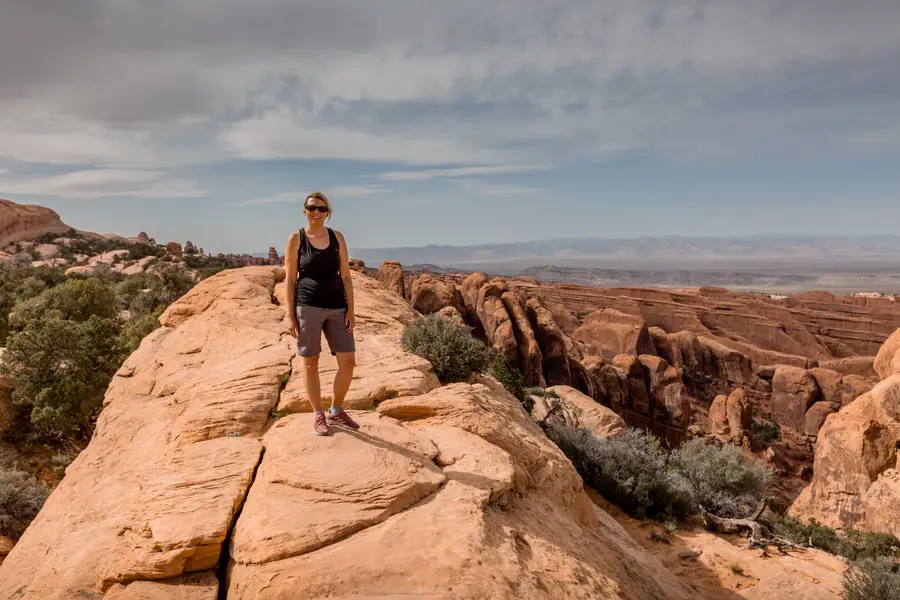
[295,305,356,357]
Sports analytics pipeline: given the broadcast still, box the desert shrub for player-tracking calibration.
[774,516,900,561]
[119,307,164,352]
[670,438,771,518]
[843,557,900,600]
[401,313,490,382]
[487,353,525,403]
[2,314,126,439]
[38,277,119,323]
[0,468,49,538]
[751,421,781,443]
[544,424,692,519]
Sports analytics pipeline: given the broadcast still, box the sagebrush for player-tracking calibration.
[670,437,770,518]
[843,557,900,600]
[0,468,49,538]
[543,424,771,521]
[775,516,900,562]
[401,313,490,382]
[544,424,693,519]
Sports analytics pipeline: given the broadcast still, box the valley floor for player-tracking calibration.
[588,490,847,600]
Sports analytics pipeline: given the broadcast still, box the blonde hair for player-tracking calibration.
[303,191,332,222]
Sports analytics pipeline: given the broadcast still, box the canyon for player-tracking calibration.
[367,260,900,509]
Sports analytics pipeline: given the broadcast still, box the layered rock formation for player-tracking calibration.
[0,266,704,599]
[379,266,900,472]
[789,329,900,535]
[0,198,71,247]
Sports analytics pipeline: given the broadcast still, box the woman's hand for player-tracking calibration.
[289,319,299,338]
[345,312,355,332]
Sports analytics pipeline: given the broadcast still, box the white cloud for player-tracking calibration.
[0,0,898,173]
[229,185,391,207]
[377,165,550,181]
[0,169,209,199]
[452,179,542,196]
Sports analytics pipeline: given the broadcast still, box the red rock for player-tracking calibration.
[475,284,517,366]
[842,375,875,407]
[410,274,465,316]
[165,241,183,258]
[573,308,656,361]
[0,198,71,246]
[709,395,729,436]
[582,356,629,412]
[376,260,406,298]
[874,328,900,379]
[726,388,753,442]
[790,374,900,534]
[771,367,822,433]
[804,401,836,436]
[819,356,878,379]
[525,298,571,386]
[437,306,465,326]
[501,292,545,387]
[809,368,844,408]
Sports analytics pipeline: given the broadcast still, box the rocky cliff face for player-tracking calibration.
[789,329,900,534]
[0,266,704,599]
[384,265,900,496]
[0,198,71,247]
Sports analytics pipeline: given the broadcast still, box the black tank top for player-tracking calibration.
[293,227,348,309]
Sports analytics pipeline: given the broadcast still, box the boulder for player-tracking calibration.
[573,308,655,361]
[819,356,878,379]
[376,260,405,298]
[725,388,753,442]
[531,385,627,439]
[874,328,900,379]
[809,367,844,408]
[771,367,822,433]
[789,374,900,534]
[410,274,465,316]
[437,305,466,326]
[582,356,629,412]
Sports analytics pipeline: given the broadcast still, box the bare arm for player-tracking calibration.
[335,230,355,327]
[284,232,300,330]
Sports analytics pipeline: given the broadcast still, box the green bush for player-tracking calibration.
[670,438,770,519]
[544,424,693,519]
[0,468,49,538]
[843,557,900,600]
[774,516,900,561]
[751,421,781,443]
[2,314,126,439]
[487,353,525,402]
[401,313,490,382]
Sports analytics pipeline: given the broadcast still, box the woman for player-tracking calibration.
[285,191,359,436]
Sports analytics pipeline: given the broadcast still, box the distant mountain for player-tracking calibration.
[350,234,900,271]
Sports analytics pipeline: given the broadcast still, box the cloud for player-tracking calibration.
[452,179,542,197]
[0,0,898,172]
[376,165,550,181]
[0,169,209,199]
[229,184,391,207]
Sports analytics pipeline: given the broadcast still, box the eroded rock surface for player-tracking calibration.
[0,266,704,600]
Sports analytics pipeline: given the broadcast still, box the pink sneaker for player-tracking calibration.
[313,411,329,436]
[326,408,360,430]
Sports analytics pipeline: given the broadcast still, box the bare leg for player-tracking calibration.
[303,355,323,412]
[331,352,356,409]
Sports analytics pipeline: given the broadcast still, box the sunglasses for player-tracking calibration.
[305,204,328,213]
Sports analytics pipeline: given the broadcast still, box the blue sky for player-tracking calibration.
[1,1,899,255]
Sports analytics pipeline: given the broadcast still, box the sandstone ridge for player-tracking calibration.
[0,198,71,247]
[0,266,704,599]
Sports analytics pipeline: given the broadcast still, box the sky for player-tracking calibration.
[1,0,899,255]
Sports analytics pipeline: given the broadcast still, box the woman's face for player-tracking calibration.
[304,199,329,225]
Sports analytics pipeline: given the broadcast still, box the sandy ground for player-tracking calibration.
[588,490,848,600]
